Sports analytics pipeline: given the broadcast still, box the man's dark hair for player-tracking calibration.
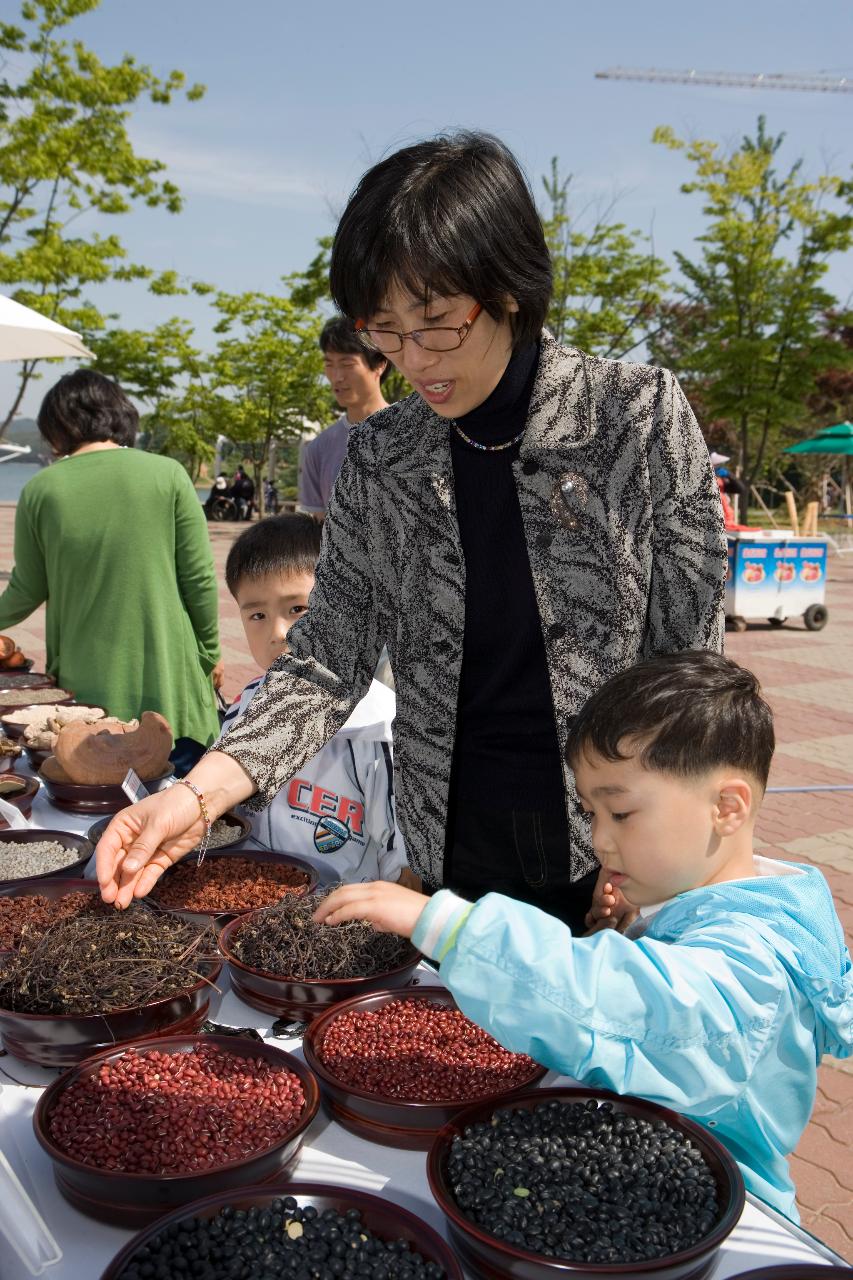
[226,514,322,597]
[329,131,552,349]
[38,369,138,455]
[565,651,775,789]
[320,315,389,380]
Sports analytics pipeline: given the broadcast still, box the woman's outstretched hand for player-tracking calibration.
[313,881,429,939]
[95,785,208,909]
[96,751,257,909]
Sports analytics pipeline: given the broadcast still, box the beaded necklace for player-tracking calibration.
[450,420,526,452]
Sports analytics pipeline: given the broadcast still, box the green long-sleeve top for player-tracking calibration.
[0,448,220,746]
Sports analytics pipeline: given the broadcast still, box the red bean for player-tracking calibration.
[48,1045,305,1174]
[318,998,537,1102]
[152,858,310,914]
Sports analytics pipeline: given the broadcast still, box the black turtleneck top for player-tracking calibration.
[448,342,566,814]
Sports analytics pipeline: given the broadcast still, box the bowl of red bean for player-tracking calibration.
[217,891,422,1023]
[0,880,224,1066]
[34,1035,321,1227]
[148,849,319,926]
[427,1087,745,1280]
[98,1182,464,1279]
[302,988,547,1150]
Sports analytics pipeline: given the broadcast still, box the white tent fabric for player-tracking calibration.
[0,294,94,361]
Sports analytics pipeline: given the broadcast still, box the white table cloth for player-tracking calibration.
[0,787,846,1278]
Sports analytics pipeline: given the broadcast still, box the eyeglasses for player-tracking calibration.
[355,302,483,355]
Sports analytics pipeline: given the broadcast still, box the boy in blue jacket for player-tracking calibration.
[315,651,853,1219]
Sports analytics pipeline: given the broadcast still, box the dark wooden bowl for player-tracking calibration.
[39,766,174,814]
[149,848,319,927]
[0,879,222,1066]
[0,829,94,885]
[98,1181,465,1279]
[427,1087,745,1280]
[34,1035,320,1227]
[0,771,39,824]
[303,987,547,1149]
[23,743,50,770]
[218,909,422,1023]
[1,701,106,740]
[0,671,56,695]
[0,685,71,716]
[87,808,251,850]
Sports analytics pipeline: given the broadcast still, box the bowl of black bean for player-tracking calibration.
[0,829,94,885]
[98,1183,464,1279]
[427,1088,744,1280]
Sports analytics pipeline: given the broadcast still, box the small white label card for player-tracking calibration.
[121,768,151,805]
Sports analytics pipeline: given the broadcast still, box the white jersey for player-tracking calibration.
[221,677,406,884]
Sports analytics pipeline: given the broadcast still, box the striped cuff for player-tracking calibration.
[412,889,474,962]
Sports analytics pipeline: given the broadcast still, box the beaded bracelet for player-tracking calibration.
[177,779,212,866]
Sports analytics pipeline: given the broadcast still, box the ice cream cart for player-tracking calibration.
[726,532,828,632]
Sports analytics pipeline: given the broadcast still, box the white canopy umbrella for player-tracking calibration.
[0,294,94,362]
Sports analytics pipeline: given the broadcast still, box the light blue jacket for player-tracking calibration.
[412,862,853,1219]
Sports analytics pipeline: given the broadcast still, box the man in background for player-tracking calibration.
[298,316,389,519]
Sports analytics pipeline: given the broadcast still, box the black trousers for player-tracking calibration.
[441,800,597,936]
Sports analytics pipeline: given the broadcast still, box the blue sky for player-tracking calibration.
[4,0,853,420]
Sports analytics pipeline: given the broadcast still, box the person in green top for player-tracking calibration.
[0,370,221,747]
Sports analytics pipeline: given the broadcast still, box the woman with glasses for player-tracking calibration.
[96,131,726,929]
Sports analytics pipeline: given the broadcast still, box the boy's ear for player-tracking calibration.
[713,779,753,836]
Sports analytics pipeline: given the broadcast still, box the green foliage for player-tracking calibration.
[650,117,853,485]
[89,318,215,477]
[0,0,205,434]
[540,157,667,357]
[207,287,333,512]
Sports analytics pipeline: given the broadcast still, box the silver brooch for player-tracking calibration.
[550,472,590,530]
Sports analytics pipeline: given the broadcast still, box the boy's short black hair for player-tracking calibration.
[226,514,322,597]
[320,315,389,380]
[38,369,138,455]
[329,130,552,349]
[566,651,775,789]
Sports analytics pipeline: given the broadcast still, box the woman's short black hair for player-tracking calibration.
[37,369,138,455]
[565,651,775,789]
[319,315,390,380]
[226,514,322,597]
[329,130,552,348]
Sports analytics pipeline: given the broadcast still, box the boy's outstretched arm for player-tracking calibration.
[314,881,429,937]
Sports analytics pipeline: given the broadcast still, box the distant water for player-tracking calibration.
[0,463,44,501]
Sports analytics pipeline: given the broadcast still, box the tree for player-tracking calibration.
[650,117,853,486]
[90,318,217,479]
[207,286,333,516]
[540,158,668,358]
[0,0,205,434]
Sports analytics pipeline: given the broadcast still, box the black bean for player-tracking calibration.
[446,1098,721,1264]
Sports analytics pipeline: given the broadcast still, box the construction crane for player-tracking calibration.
[595,68,853,94]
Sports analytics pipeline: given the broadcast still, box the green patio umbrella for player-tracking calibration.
[784,421,853,514]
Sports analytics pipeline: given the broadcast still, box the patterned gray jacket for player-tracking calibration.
[217,337,726,887]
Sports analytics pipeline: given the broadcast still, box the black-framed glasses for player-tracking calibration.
[355,302,483,355]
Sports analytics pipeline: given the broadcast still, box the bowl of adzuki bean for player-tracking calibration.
[34,1035,321,1228]
[427,1088,745,1280]
[98,1183,464,1280]
[303,989,547,1149]
[149,849,319,925]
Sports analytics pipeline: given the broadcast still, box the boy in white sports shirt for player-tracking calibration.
[222,515,407,885]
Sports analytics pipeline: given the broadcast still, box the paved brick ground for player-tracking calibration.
[1,504,851,1258]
